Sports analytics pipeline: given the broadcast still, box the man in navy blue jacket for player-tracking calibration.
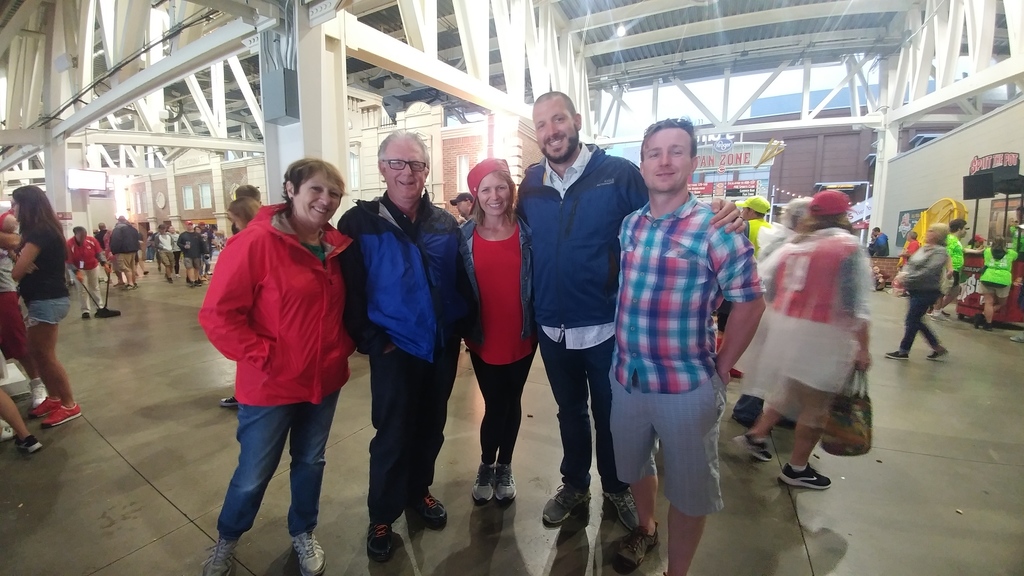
[518,92,742,532]
[338,130,473,563]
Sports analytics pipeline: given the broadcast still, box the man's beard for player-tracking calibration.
[542,129,581,165]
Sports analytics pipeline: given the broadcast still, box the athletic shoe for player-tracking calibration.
[28,397,61,419]
[41,403,82,428]
[175,273,180,278]
[605,488,639,531]
[615,524,659,572]
[928,312,947,321]
[14,434,42,454]
[926,348,949,361]
[940,310,951,317]
[885,350,910,360]
[733,433,773,462]
[366,523,393,562]
[0,420,13,442]
[219,396,239,408]
[30,381,47,409]
[472,463,495,505]
[982,323,994,332]
[201,538,238,576]
[1011,333,1024,343]
[166,277,173,284]
[291,532,326,576]
[494,463,517,502]
[542,484,590,526]
[779,463,831,490]
[82,312,90,319]
[973,314,984,329]
[409,493,447,529]
[729,368,743,379]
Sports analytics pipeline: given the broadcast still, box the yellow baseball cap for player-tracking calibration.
[737,195,771,214]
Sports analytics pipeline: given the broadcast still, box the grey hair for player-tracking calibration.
[781,197,813,230]
[377,130,431,166]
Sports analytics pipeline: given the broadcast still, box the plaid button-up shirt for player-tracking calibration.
[613,195,763,394]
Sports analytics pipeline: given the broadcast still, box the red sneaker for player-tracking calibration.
[730,368,744,379]
[41,404,82,428]
[28,397,61,419]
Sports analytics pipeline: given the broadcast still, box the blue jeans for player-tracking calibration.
[900,290,942,352]
[217,391,340,540]
[538,331,627,494]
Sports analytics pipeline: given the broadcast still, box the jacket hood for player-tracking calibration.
[249,203,352,255]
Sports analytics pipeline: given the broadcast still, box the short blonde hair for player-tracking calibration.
[928,222,950,241]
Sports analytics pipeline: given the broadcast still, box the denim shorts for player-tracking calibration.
[26,297,71,327]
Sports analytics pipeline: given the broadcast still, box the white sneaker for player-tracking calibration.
[30,381,47,409]
[292,532,326,576]
[0,421,14,442]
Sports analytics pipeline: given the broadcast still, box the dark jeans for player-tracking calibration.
[538,331,627,495]
[217,391,340,540]
[367,337,461,525]
[470,347,537,465]
[900,290,942,352]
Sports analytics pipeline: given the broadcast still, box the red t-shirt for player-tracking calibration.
[466,225,535,365]
[905,239,921,256]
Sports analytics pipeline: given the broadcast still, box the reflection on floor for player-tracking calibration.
[1,278,1022,576]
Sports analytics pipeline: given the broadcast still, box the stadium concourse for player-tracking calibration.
[0,276,1021,576]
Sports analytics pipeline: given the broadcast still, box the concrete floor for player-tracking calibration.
[1,275,1022,576]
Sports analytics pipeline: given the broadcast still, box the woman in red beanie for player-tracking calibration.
[198,158,355,576]
[459,158,537,505]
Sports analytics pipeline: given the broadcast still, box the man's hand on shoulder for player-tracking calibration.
[708,198,745,233]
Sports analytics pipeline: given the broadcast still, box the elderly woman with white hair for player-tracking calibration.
[731,197,814,425]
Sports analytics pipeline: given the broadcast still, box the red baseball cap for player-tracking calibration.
[809,190,850,216]
[467,158,510,197]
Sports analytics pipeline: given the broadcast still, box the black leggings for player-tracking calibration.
[469,347,537,466]
[173,251,181,274]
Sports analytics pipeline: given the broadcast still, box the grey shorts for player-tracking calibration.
[183,257,203,270]
[610,374,726,517]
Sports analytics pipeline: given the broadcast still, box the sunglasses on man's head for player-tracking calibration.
[643,118,695,137]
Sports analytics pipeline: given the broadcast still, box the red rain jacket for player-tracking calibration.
[199,205,356,406]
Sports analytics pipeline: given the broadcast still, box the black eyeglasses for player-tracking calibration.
[383,159,428,172]
[644,117,695,137]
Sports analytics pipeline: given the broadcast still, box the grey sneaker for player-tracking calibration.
[494,463,517,502]
[1010,332,1024,343]
[201,538,238,576]
[733,433,773,462]
[542,484,590,526]
[472,463,495,505]
[291,532,326,576]
[605,489,639,531]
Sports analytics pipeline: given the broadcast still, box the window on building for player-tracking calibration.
[703,173,735,183]
[457,155,470,193]
[349,151,360,190]
[738,169,771,181]
[182,185,194,210]
[199,183,212,209]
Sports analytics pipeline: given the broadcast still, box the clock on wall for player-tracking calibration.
[156,191,167,209]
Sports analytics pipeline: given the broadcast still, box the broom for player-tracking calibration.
[78,269,121,318]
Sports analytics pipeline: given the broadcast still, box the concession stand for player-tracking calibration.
[955,152,1024,324]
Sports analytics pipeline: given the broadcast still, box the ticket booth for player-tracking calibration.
[955,152,1024,324]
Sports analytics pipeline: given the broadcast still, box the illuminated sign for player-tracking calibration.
[693,142,776,173]
[969,152,1020,175]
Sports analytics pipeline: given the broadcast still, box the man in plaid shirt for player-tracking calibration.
[610,118,765,575]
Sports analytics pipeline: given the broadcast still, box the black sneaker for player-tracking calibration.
[219,396,239,408]
[982,323,994,331]
[779,463,831,490]
[973,314,984,329]
[366,523,393,562]
[410,493,447,529]
[14,434,42,454]
[733,433,773,462]
[926,348,949,361]
[81,312,90,319]
[166,277,173,284]
[885,350,909,360]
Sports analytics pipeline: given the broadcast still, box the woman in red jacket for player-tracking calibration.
[198,158,355,576]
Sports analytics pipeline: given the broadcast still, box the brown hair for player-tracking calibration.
[234,184,261,202]
[797,212,853,235]
[228,197,260,230]
[469,170,517,225]
[11,185,64,241]
[282,158,346,216]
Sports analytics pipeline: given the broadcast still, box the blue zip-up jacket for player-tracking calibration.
[337,194,471,362]
[517,145,648,329]
[458,217,534,345]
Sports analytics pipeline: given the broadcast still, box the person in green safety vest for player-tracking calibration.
[966,237,1018,331]
[737,195,774,258]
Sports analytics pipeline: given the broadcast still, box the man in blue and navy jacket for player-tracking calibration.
[518,92,742,532]
[337,130,473,563]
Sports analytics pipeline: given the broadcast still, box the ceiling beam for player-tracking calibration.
[583,0,915,57]
[569,0,710,33]
[889,54,1024,122]
[0,0,44,60]
[77,130,264,153]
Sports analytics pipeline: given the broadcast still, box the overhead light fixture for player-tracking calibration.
[616,25,626,37]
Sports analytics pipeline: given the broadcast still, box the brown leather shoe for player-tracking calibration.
[615,523,659,571]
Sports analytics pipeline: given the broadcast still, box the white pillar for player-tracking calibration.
[870,119,899,233]
[210,155,231,233]
[165,164,183,232]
